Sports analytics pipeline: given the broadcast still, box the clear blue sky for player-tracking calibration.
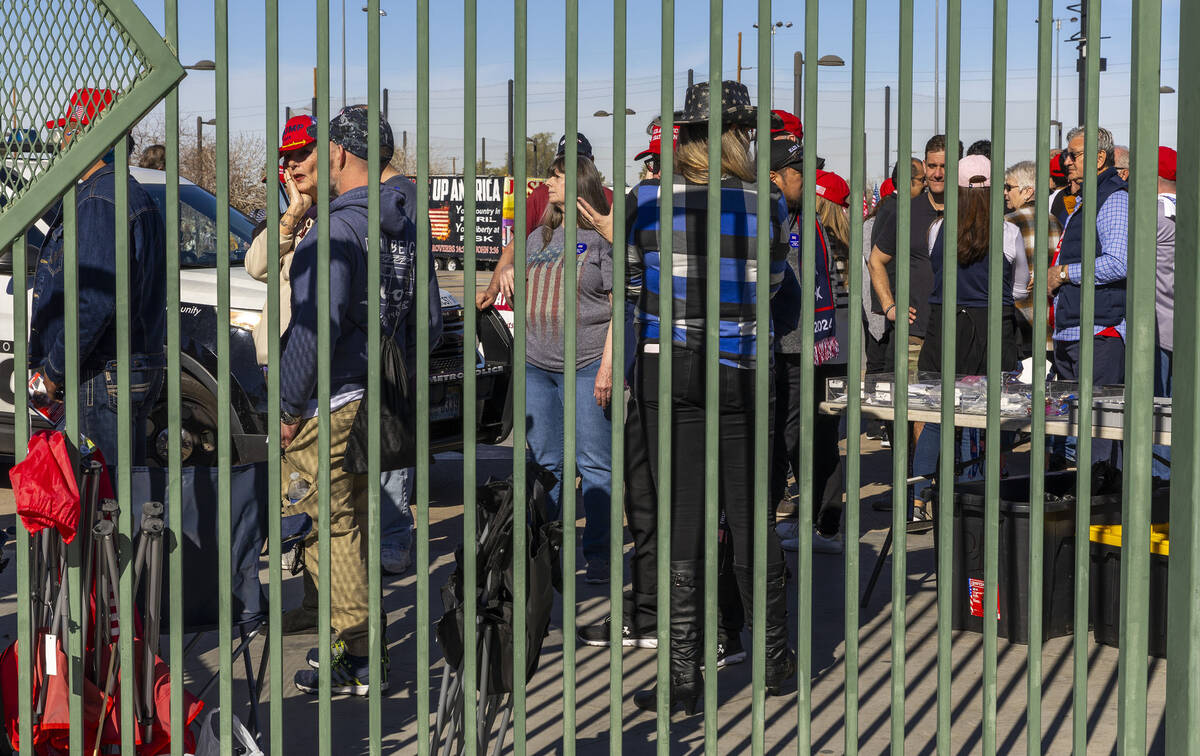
[138,0,1180,186]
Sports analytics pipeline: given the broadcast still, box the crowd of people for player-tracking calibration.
[28,78,1178,712]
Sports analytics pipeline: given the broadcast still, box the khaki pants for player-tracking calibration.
[281,400,370,655]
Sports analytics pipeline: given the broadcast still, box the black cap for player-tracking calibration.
[308,105,395,163]
[770,140,805,172]
[555,132,594,161]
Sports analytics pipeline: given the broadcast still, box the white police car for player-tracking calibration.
[0,168,513,463]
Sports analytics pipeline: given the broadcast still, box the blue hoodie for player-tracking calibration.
[280,182,443,416]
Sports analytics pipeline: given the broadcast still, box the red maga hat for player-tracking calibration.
[280,114,317,154]
[635,123,679,161]
[815,170,850,208]
[879,177,896,199]
[770,109,803,141]
[46,88,116,130]
[1159,146,1177,181]
[1050,151,1067,180]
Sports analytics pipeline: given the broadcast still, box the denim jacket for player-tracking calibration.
[29,164,167,383]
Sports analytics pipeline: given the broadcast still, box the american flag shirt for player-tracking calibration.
[524,225,614,372]
[625,175,790,369]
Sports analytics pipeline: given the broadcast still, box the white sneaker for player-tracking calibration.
[380,542,412,575]
[812,529,844,554]
[775,520,800,541]
[281,549,297,573]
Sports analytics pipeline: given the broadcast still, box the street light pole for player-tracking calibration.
[753,21,792,106]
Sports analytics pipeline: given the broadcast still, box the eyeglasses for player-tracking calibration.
[644,157,660,174]
[1063,149,1085,163]
[1003,183,1017,191]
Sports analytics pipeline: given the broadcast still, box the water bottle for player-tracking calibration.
[287,472,310,503]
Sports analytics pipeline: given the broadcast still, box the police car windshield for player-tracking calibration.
[140,184,254,268]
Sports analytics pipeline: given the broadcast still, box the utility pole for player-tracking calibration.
[884,85,891,177]
[452,156,457,175]
[341,0,347,109]
[688,68,694,89]
[383,87,389,123]
[934,0,940,133]
[507,79,514,175]
[481,138,486,174]
[311,66,317,121]
[402,130,408,171]
[793,52,801,117]
[737,33,744,82]
[1055,18,1063,147]
[196,115,203,156]
[285,106,292,121]
[1070,0,1106,127]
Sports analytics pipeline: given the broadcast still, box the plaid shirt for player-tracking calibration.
[1005,204,1062,317]
[625,175,789,369]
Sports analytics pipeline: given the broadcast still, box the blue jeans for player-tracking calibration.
[1153,347,1172,479]
[62,355,164,465]
[380,467,414,549]
[912,424,984,505]
[525,360,612,566]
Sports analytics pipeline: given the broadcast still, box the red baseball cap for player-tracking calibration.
[1050,151,1067,180]
[770,109,803,141]
[879,178,896,199]
[1159,146,1177,181]
[635,123,679,161]
[46,88,116,130]
[815,170,850,208]
[280,115,317,155]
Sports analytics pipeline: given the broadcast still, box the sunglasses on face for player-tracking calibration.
[1063,149,1085,163]
[645,157,660,174]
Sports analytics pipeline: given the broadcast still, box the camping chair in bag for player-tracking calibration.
[434,464,561,756]
[128,462,308,743]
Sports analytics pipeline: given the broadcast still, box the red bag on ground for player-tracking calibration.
[0,636,203,755]
[10,431,81,544]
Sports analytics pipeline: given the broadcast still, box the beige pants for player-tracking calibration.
[281,400,370,655]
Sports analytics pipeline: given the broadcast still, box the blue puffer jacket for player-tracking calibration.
[29,164,167,383]
[280,182,443,416]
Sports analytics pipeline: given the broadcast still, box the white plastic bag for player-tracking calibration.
[192,707,265,756]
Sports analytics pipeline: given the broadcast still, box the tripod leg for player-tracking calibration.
[861,525,894,610]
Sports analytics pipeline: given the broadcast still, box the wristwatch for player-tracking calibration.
[1058,266,1069,282]
[281,409,302,425]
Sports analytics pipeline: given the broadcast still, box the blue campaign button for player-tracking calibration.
[576,242,587,255]
[789,233,799,248]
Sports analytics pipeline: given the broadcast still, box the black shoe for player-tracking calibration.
[701,633,746,671]
[577,616,658,648]
[633,561,703,718]
[633,676,702,716]
[879,427,892,448]
[764,648,797,696]
[294,644,388,696]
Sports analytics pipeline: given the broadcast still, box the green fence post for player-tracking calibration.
[1117,0,1162,750]
[563,2,579,750]
[61,186,82,755]
[1166,0,1200,749]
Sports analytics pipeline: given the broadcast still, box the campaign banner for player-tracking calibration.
[428,175,505,259]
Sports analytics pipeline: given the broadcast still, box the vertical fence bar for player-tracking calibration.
[214,1,235,749]
[12,230,32,754]
[164,0,186,752]
[843,0,867,752]
[415,0,434,753]
[366,0,384,749]
[315,0,334,741]
[752,0,771,750]
[1072,3,1102,748]
[462,0,480,745]
[263,0,284,751]
[607,0,626,750]
[61,186,81,754]
[937,0,961,749]
[935,0,960,752]
[702,0,722,747]
[982,3,1009,751]
[796,2,820,745]
[512,0,530,749]
[1026,0,1055,750]
[562,1,579,749]
[890,1,914,748]
[1166,0,1200,748]
[114,133,136,756]
[1116,0,1161,749]
[654,0,674,745]
[415,0,434,748]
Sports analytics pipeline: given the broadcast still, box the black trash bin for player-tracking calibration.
[945,470,1144,644]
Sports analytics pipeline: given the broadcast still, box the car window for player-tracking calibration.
[141,184,254,268]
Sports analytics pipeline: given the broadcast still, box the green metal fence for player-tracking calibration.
[0,0,1188,753]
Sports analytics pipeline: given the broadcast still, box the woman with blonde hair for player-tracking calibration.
[622,81,794,715]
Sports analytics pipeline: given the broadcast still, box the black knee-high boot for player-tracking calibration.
[734,563,797,696]
[634,561,703,716]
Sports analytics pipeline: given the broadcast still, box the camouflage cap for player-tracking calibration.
[308,104,394,163]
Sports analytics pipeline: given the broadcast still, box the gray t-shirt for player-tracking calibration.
[1155,193,1177,352]
[524,225,613,372]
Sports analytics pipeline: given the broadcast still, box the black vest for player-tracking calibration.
[929,223,1013,308]
[1054,167,1128,331]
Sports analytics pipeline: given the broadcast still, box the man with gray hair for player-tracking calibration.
[1003,160,1063,358]
[1045,125,1127,467]
[1114,145,1130,182]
